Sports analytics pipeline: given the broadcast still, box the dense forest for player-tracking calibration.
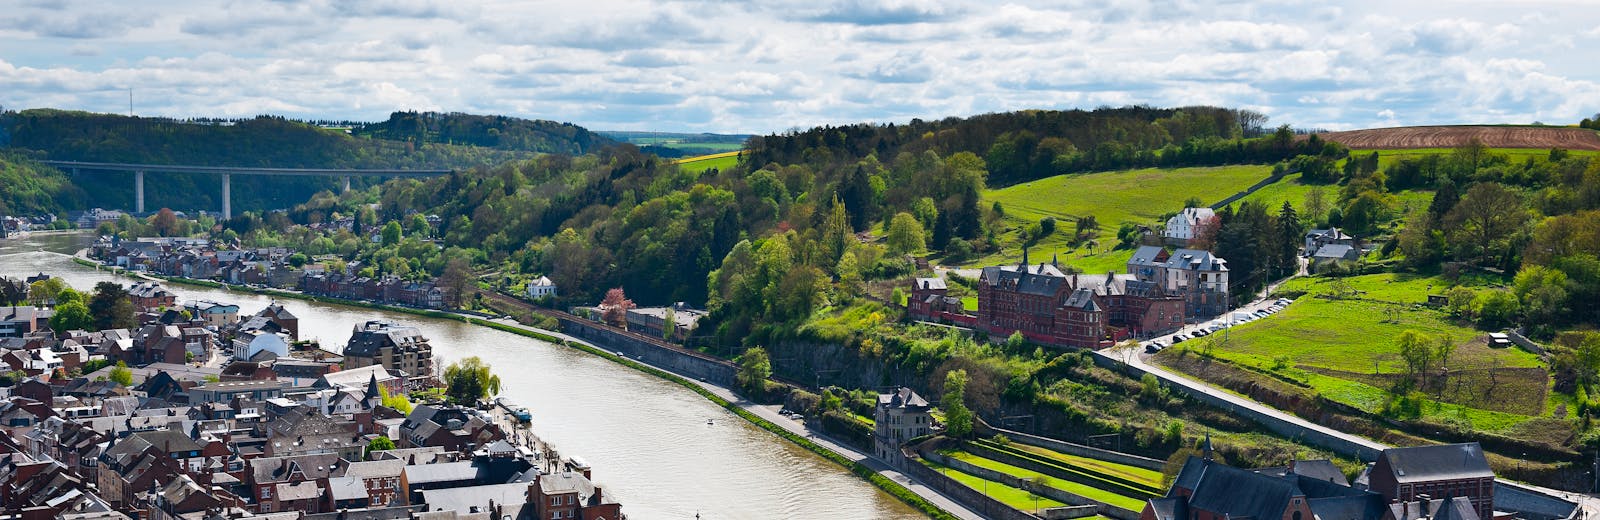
[741,105,1342,185]
[0,152,84,216]
[0,109,611,213]
[353,111,616,154]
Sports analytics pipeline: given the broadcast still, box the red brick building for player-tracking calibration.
[907,278,976,327]
[972,254,1183,349]
[1367,443,1495,520]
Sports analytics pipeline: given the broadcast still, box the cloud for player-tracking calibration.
[805,0,957,25]
[0,0,1596,133]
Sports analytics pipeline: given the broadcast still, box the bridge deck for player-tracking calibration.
[40,160,451,177]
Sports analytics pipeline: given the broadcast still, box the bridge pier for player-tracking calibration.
[221,173,231,220]
[342,176,351,193]
[135,170,145,214]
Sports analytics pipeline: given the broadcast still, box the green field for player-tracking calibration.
[1157,273,1551,431]
[973,165,1273,267]
[997,442,1163,489]
[675,151,741,173]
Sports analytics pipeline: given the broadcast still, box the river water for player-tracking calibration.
[0,232,921,520]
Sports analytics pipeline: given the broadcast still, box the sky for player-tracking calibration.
[2,0,1598,134]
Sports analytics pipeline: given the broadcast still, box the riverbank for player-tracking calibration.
[70,252,970,520]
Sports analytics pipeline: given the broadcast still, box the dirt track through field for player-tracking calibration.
[1315,126,1600,150]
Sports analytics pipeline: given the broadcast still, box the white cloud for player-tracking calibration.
[0,0,1594,133]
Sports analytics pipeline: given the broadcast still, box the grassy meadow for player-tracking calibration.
[972,165,1273,267]
[1156,273,1552,433]
[675,151,741,173]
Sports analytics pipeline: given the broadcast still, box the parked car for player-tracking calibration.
[1145,344,1160,354]
[1172,335,1188,344]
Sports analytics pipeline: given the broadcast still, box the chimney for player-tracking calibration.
[1419,495,1431,516]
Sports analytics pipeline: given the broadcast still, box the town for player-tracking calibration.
[0,272,625,520]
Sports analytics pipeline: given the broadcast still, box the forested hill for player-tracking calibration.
[743,105,1338,185]
[353,111,616,154]
[0,109,568,213]
[0,152,83,216]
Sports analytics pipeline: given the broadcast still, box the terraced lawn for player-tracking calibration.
[999,442,1163,489]
[940,449,1149,511]
[921,458,1067,511]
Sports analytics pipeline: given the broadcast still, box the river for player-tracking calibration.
[0,232,922,520]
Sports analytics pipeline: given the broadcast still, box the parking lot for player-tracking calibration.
[1137,296,1294,355]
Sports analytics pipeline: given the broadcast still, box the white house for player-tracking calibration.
[526,276,558,299]
[1163,207,1217,242]
[240,332,290,361]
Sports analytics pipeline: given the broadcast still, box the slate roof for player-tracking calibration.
[326,476,368,502]
[1128,246,1168,268]
[418,482,532,518]
[913,277,946,291]
[340,459,406,479]
[1185,460,1299,520]
[1379,443,1493,483]
[1291,459,1351,487]
[538,471,597,497]
[1315,244,1358,260]
[344,320,427,358]
[402,461,480,484]
[1168,249,1228,272]
[878,387,930,411]
[1063,288,1102,311]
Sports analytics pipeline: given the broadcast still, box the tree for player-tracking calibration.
[381,220,402,247]
[55,287,82,306]
[439,258,473,308]
[943,368,973,438]
[88,282,137,330]
[600,288,634,328]
[1434,334,1457,372]
[1398,330,1432,381]
[152,208,179,237]
[109,361,133,386]
[0,277,25,306]
[380,386,413,414]
[736,346,771,393]
[49,301,92,332]
[1302,187,1328,225]
[443,356,502,405]
[365,437,396,459]
[886,212,925,255]
[1444,287,1477,318]
[27,277,67,307]
[1445,183,1528,266]
[661,307,677,340]
[1475,290,1521,329]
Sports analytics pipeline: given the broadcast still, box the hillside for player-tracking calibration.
[1315,125,1600,150]
[354,111,616,154]
[0,152,84,216]
[0,109,558,213]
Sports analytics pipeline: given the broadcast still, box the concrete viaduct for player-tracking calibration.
[41,160,451,219]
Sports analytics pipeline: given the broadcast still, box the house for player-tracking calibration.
[625,302,707,342]
[526,276,558,299]
[1366,443,1495,520]
[183,300,239,328]
[1164,207,1217,243]
[1128,246,1230,318]
[344,320,435,383]
[1312,244,1362,273]
[530,470,624,520]
[251,303,300,341]
[336,458,406,507]
[873,387,931,464]
[907,277,975,327]
[397,405,505,452]
[246,453,343,513]
[1306,228,1356,256]
[0,306,49,338]
[128,282,177,311]
[314,364,403,399]
[188,379,287,404]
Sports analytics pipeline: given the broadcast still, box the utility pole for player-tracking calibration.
[129,88,133,116]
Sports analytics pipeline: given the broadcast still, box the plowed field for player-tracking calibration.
[1315,125,1600,150]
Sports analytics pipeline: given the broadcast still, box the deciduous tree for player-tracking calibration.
[600,288,634,328]
[443,356,501,405]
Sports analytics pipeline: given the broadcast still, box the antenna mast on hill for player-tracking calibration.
[128,89,133,116]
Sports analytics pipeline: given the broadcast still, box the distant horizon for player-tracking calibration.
[3,1,1598,134]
